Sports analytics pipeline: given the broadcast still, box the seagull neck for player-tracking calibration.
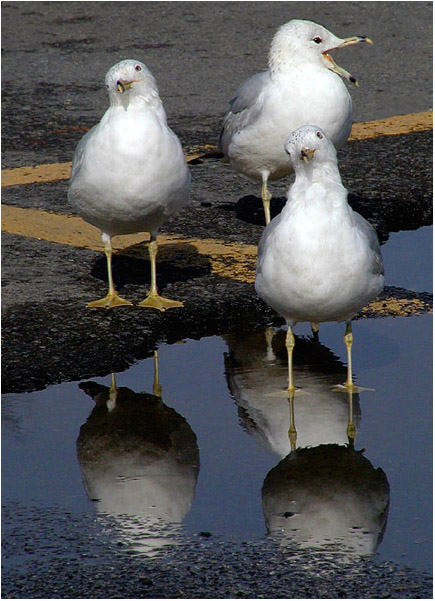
[269,58,296,77]
[110,90,164,113]
[295,159,342,186]
[268,51,319,77]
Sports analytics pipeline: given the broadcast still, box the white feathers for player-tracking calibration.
[255,125,384,327]
[220,19,371,184]
[68,59,190,239]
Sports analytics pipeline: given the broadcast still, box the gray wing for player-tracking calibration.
[69,124,98,182]
[219,71,270,155]
[229,71,270,113]
[255,213,283,300]
[354,212,385,277]
[256,213,282,271]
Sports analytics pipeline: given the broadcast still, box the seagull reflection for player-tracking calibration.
[262,442,390,557]
[76,352,199,556]
[224,329,361,457]
[224,329,389,557]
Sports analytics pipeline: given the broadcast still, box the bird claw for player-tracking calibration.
[332,383,374,394]
[138,293,183,311]
[87,292,133,309]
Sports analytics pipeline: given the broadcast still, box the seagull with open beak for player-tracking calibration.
[220,19,373,226]
[321,34,373,86]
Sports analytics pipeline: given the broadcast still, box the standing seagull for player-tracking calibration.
[220,19,372,225]
[255,126,384,393]
[68,59,191,310]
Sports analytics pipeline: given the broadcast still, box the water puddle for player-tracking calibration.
[2,226,432,575]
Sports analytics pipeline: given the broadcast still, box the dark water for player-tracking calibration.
[2,226,432,573]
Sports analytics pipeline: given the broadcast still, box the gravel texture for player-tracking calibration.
[2,502,432,599]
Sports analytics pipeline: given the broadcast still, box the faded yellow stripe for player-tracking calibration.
[362,297,430,317]
[1,111,432,188]
[349,109,433,140]
[1,145,216,188]
[1,205,258,284]
[1,162,73,188]
[1,204,431,317]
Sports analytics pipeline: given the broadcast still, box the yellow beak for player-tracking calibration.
[301,148,316,163]
[322,36,373,87]
[338,35,373,49]
[117,80,134,93]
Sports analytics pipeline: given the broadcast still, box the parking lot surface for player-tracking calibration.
[2,2,433,598]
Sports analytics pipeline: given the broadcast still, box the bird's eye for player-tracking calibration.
[316,131,323,139]
[312,36,322,44]
[135,64,142,71]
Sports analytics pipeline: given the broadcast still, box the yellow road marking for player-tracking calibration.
[1,162,73,188]
[2,205,431,317]
[1,205,258,284]
[0,145,216,188]
[362,298,429,317]
[349,109,433,140]
[1,111,432,188]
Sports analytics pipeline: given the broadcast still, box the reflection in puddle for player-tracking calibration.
[76,329,390,560]
[262,444,389,558]
[2,312,432,574]
[76,353,199,556]
[224,329,362,455]
[224,329,389,558]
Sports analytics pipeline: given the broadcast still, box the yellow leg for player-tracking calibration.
[152,350,162,398]
[288,391,297,451]
[109,372,117,398]
[285,326,296,394]
[346,388,356,447]
[261,176,272,225]
[138,232,183,311]
[333,321,364,392]
[333,322,373,393]
[87,235,132,308]
[106,372,118,412]
[311,321,320,341]
[344,322,359,393]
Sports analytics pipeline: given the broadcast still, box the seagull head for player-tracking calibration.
[269,19,373,86]
[284,125,337,170]
[105,59,159,106]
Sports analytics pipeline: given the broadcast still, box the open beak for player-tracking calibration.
[301,148,316,163]
[322,36,373,87]
[117,80,134,93]
[338,35,373,48]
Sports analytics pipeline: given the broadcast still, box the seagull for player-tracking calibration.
[255,125,384,393]
[68,59,191,310]
[220,19,373,225]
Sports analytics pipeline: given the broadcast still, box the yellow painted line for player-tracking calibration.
[362,297,430,317]
[1,162,73,188]
[349,109,433,140]
[2,205,432,318]
[1,205,258,284]
[0,145,216,188]
[1,111,432,188]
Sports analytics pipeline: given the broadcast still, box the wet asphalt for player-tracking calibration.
[2,128,433,395]
[2,503,432,600]
[1,1,433,598]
